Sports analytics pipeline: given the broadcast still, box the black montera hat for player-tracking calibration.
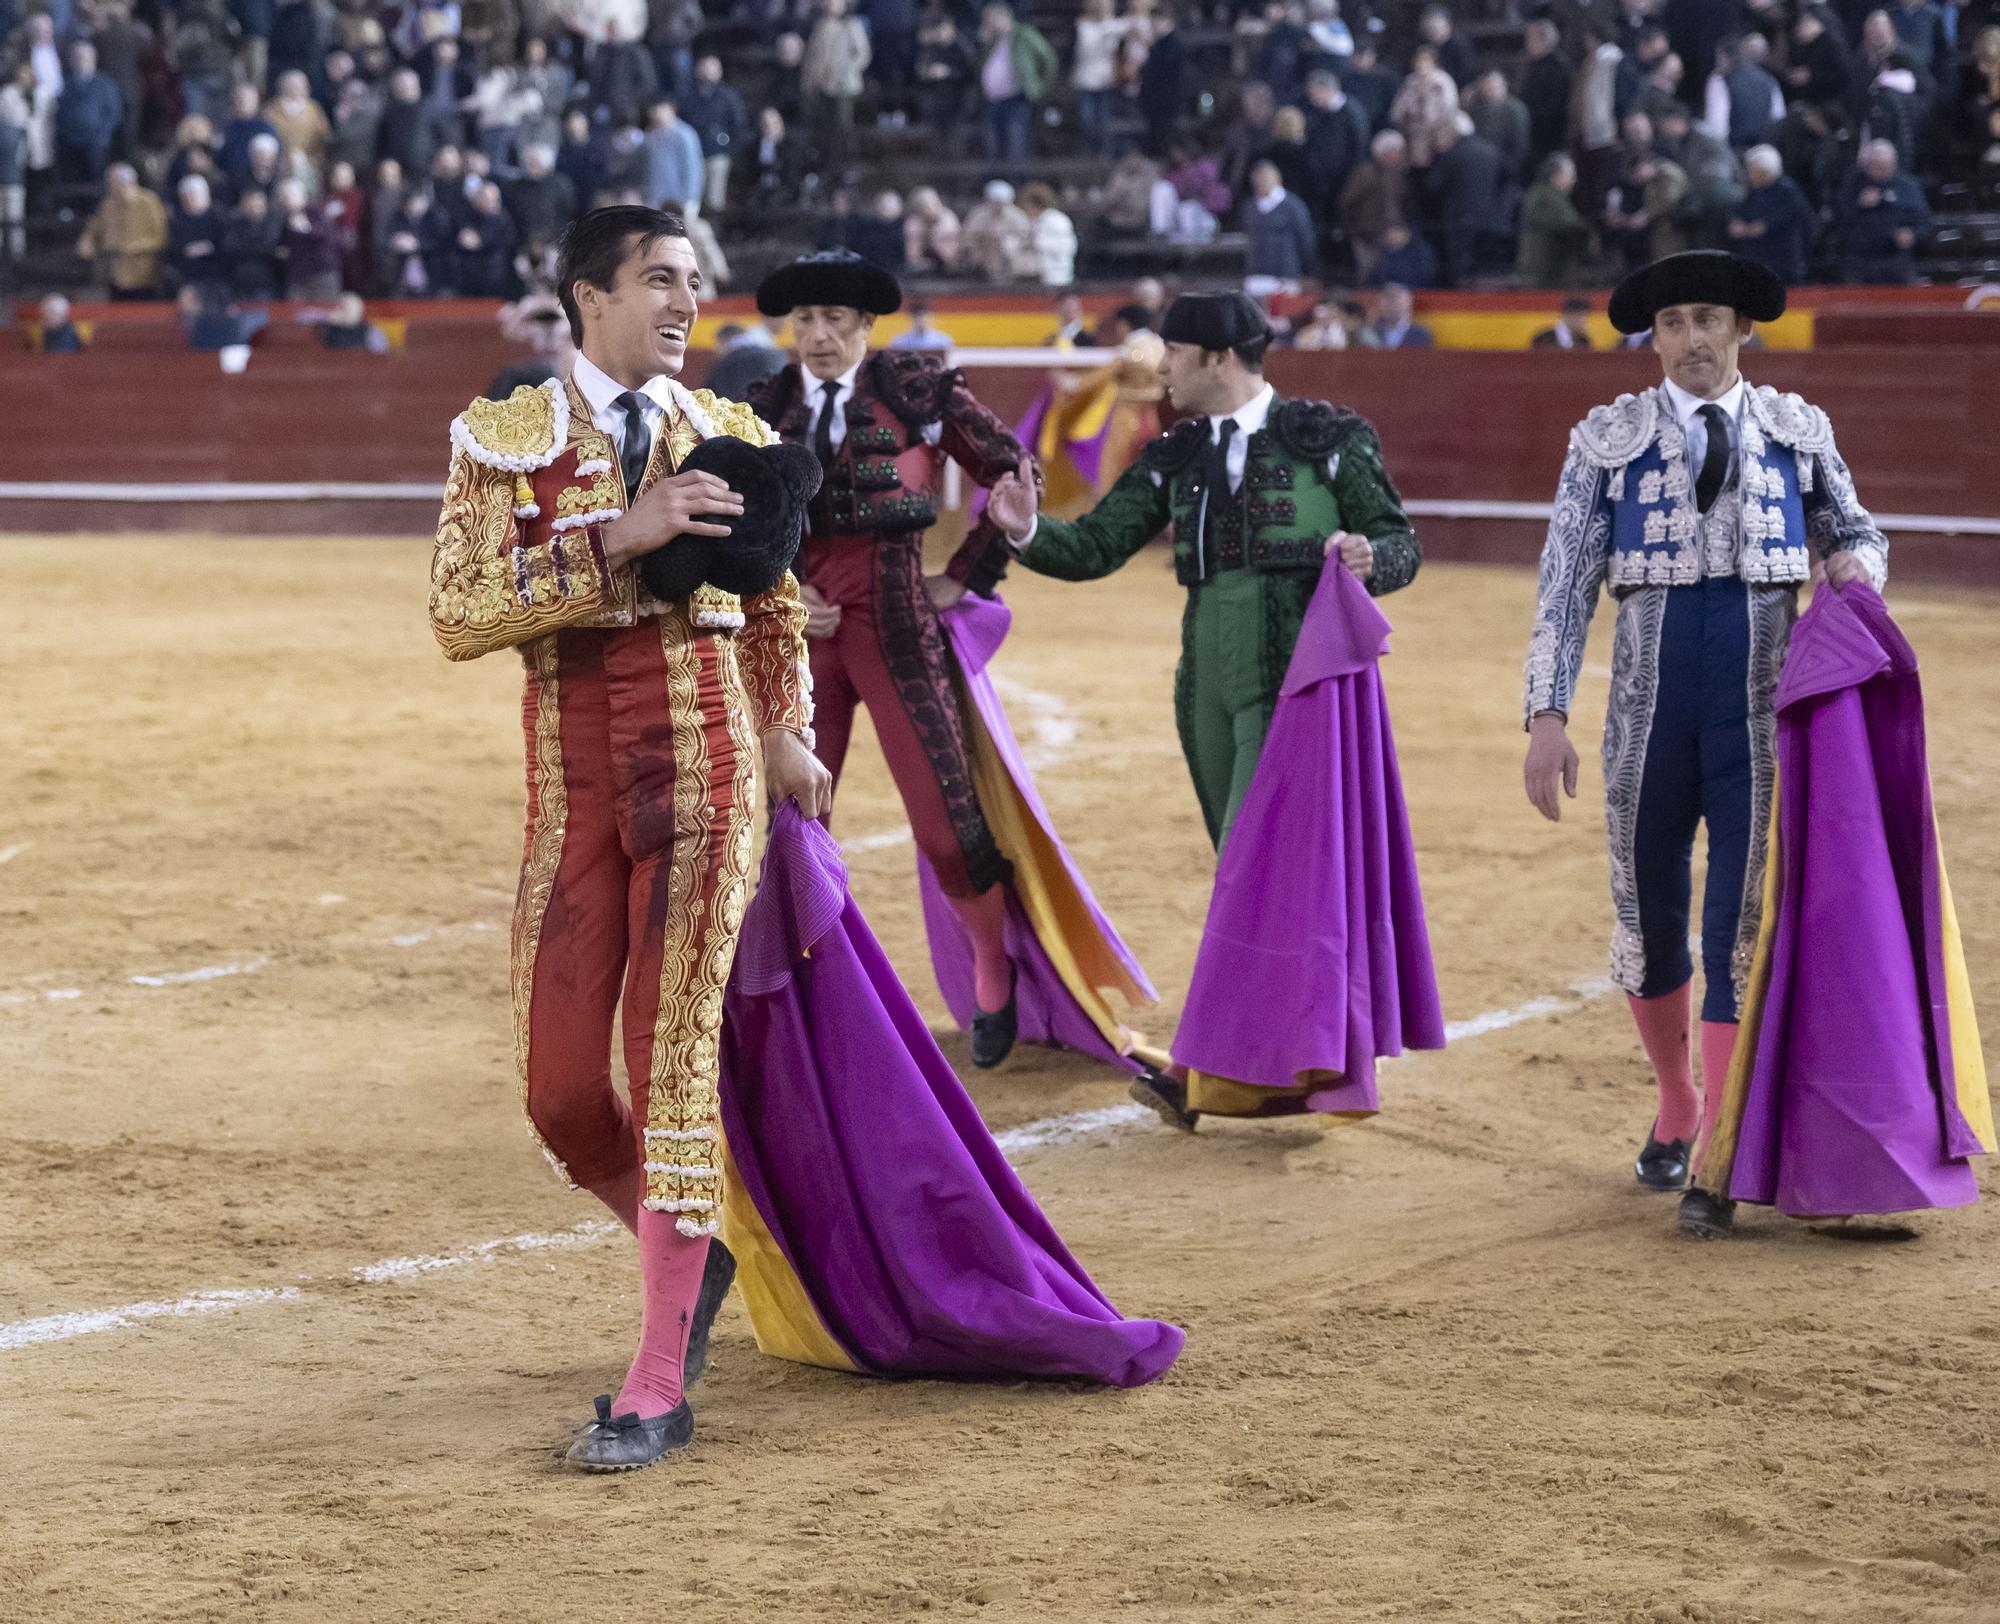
[1607,250,1787,335]
[754,250,903,318]
[639,435,822,603]
[1160,291,1271,351]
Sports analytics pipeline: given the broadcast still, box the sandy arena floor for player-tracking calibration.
[3,538,1998,1624]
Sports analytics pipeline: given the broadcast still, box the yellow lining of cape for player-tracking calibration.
[1938,843,1996,1152]
[954,668,1167,1069]
[1185,1067,1379,1120]
[719,1132,859,1373]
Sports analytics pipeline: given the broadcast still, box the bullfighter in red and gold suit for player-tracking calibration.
[747,252,1161,1075]
[428,208,831,1473]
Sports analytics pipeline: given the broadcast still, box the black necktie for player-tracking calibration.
[1195,417,1237,574]
[616,390,651,501]
[1694,402,1732,514]
[813,380,839,463]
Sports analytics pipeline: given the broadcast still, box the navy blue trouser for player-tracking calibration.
[1634,577,1754,1023]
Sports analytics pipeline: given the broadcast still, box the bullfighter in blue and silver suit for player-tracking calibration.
[1520,252,1888,1200]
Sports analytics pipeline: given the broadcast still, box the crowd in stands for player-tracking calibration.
[3,0,1998,313]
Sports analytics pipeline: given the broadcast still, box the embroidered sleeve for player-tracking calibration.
[1523,446,1613,726]
[1803,434,1888,591]
[738,568,814,741]
[428,447,617,661]
[1017,456,1174,582]
[1332,424,1420,598]
[938,374,1029,589]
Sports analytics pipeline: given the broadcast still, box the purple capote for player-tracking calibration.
[1722,583,1986,1215]
[1171,563,1446,1113]
[719,803,1184,1387]
[917,591,1157,1071]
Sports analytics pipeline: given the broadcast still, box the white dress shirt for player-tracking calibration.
[1207,381,1276,494]
[570,350,677,477]
[805,360,862,451]
[1660,372,1746,491]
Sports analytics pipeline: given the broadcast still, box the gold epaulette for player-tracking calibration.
[449,379,571,473]
[688,387,773,448]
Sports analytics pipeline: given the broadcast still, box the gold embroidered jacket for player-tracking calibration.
[428,375,812,739]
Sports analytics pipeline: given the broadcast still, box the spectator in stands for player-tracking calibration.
[0,74,26,265]
[276,176,341,298]
[508,141,576,247]
[1304,0,1354,66]
[420,37,477,134]
[1340,128,1412,284]
[1531,294,1595,348]
[90,2,149,161]
[1641,49,1686,122]
[1138,7,1185,158]
[976,3,1055,166]
[915,3,976,152]
[315,290,390,351]
[378,68,444,177]
[269,0,331,92]
[464,51,527,171]
[178,281,267,351]
[1657,103,1744,248]
[239,132,285,205]
[863,0,919,127]
[1243,156,1316,291]
[170,1,235,123]
[37,293,87,350]
[1960,27,2000,146]
[429,145,473,226]
[1219,80,1277,204]
[1249,0,1310,108]
[1020,180,1076,287]
[804,0,871,166]
[851,188,906,269]
[1255,103,1314,200]
[1518,18,1573,172]
[233,0,276,95]
[764,30,808,128]
[55,42,121,189]
[707,315,792,390]
[1859,48,1927,172]
[169,172,226,291]
[1788,6,1855,111]
[747,106,800,205]
[1887,0,1953,78]
[1417,5,1477,89]
[1465,67,1531,185]
[640,98,702,212]
[1389,42,1458,171]
[1368,282,1432,348]
[1837,135,1931,282]
[1339,40,1398,135]
[379,182,448,293]
[648,0,705,106]
[684,54,748,215]
[1073,0,1132,159]
[1428,110,1506,288]
[329,77,385,177]
[1101,148,1163,233]
[1302,67,1369,219]
[1730,144,1812,283]
[224,185,283,297]
[1164,141,1230,232]
[557,108,606,210]
[75,161,165,296]
[814,184,858,250]
[898,185,956,268]
[1290,298,1347,349]
[515,39,571,155]
[888,294,954,351]
[1602,112,1689,271]
[1704,34,1785,151]
[451,176,518,294]
[265,69,330,177]
[1516,151,1593,288]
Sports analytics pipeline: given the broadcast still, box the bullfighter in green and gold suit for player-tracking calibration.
[988,292,1419,851]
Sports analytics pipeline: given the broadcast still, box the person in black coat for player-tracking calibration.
[556,110,607,212]
[1302,68,1370,221]
[223,187,283,299]
[1242,158,1318,282]
[169,173,227,292]
[1340,41,1399,136]
[1417,4,1478,90]
[377,69,444,177]
[1729,145,1813,284]
[1139,9,1187,159]
[1519,19,1574,172]
[1425,112,1506,288]
[1786,5,1855,113]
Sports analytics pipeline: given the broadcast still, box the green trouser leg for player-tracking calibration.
[1175,570,1277,853]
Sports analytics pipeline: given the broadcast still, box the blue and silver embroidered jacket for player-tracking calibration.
[1523,382,1888,723]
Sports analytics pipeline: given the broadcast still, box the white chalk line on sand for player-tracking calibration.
[0,976,1617,1355]
[0,843,29,865]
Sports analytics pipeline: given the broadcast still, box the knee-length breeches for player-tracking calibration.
[510,619,757,1231]
[1601,578,1793,1023]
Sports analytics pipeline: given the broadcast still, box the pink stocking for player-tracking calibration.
[576,1162,642,1237]
[952,883,1013,1013]
[610,1207,710,1420]
[1695,1021,1739,1162]
[1628,985,1700,1142]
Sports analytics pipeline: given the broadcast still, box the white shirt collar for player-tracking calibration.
[1254,185,1288,213]
[1660,372,1746,431]
[571,349,676,424]
[815,359,863,400]
[1210,382,1276,441]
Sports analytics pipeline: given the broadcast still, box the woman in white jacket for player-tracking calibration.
[1073,0,1134,158]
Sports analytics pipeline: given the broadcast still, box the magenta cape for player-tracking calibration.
[1699,583,1994,1216]
[1171,564,1446,1117]
[916,592,1162,1072]
[718,804,1183,1386]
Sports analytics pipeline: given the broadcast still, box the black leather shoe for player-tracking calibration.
[1129,1067,1200,1134]
[565,1394,694,1472]
[1635,1127,1694,1191]
[1677,1187,1737,1238]
[684,1239,736,1386]
[969,966,1019,1069]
